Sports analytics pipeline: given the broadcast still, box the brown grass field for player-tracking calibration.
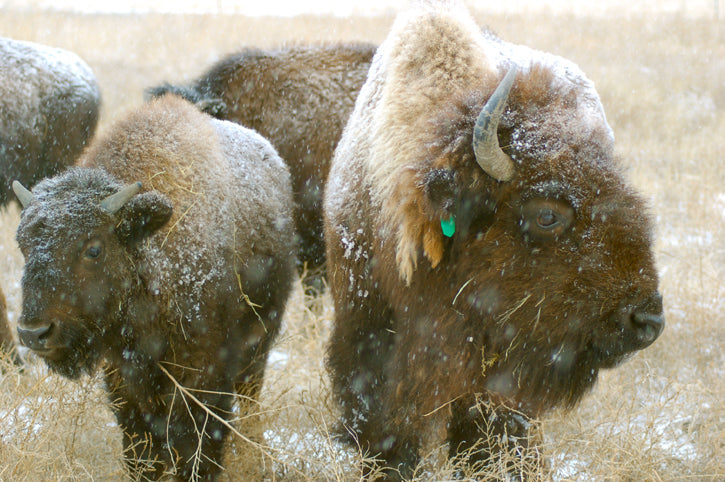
[0,5,724,481]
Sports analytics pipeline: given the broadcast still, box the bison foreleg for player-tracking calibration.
[327,307,423,479]
[109,368,232,481]
[114,401,168,480]
[118,398,230,481]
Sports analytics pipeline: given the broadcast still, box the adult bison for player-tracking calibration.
[0,36,100,205]
[146,43,375,290]
[13,95,296,480]
[324,1,664,479]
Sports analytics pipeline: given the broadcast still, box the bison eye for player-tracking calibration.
[536,209,558,229]
[83,240,104,260]
[521,198,574,240]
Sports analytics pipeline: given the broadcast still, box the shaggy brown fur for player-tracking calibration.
[146,43,375,288]
[324,1,664,479]
[14,95,296,480]
[0,37,100,206]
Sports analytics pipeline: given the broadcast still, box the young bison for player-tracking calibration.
[13,95,296,480]
[324,1,664,479]
[147,43,375,289]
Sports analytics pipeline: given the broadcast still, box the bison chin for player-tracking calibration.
[20,319,101,380]
[590,338,654,371]
[42,350,97,379]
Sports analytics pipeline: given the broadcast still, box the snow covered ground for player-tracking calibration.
[0,0,720,17]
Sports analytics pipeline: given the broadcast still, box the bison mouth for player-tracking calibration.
[591,295,665,369]
[17,319,100,379]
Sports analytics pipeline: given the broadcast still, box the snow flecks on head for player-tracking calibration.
[16,168,120,273]
[485,31,614,147]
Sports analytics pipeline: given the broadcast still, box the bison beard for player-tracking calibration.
[14,96,295,481]
[324,2,664,480]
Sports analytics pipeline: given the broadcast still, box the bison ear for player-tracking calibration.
[423,168,458,219]
[114,192,173,245]
[420,169,459,268]
[422,168,496,241]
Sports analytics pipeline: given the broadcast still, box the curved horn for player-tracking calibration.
[100,182,142,214]
[473,65,517,182]
[12,181,35,208]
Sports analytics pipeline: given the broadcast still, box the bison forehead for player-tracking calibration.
[486,32,615,157]
[31,166,120,201]
[517,161,632,207]
[17,168,121,251]
[18,208,101,255]
[502,77,613,174]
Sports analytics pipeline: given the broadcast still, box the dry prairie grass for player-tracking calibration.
[0,7,723,481]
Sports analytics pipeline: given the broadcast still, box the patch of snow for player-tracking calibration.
[659,228,714,248]
[715,193,725,218]
[0,398,44,441]
[551,453,594,480]
[267,349,289,367]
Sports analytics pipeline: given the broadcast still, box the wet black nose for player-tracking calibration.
[630,292,665,345]
[17,324,53,351]
[633,311,664,332]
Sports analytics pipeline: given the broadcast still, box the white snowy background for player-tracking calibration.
[0,0,721,17]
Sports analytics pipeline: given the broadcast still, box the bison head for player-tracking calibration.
[13,168,172,378]
[384,65,664,410]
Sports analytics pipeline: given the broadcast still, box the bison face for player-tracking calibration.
[418,163,664,408]
[408,70,664,408]
[14,169,172,379]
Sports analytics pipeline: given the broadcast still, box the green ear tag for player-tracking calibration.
[441,216,456,237]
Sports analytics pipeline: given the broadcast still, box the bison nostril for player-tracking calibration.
[631,311,665,343]
[17,324,53,351]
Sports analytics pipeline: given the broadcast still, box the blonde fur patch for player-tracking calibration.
[423,222,445,269]
[367,1,497,284]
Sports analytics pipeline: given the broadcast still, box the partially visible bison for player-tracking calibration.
[147,43,375,289]
[324,1,664,479]
[0,36,100,205]
[13,95,296,480]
